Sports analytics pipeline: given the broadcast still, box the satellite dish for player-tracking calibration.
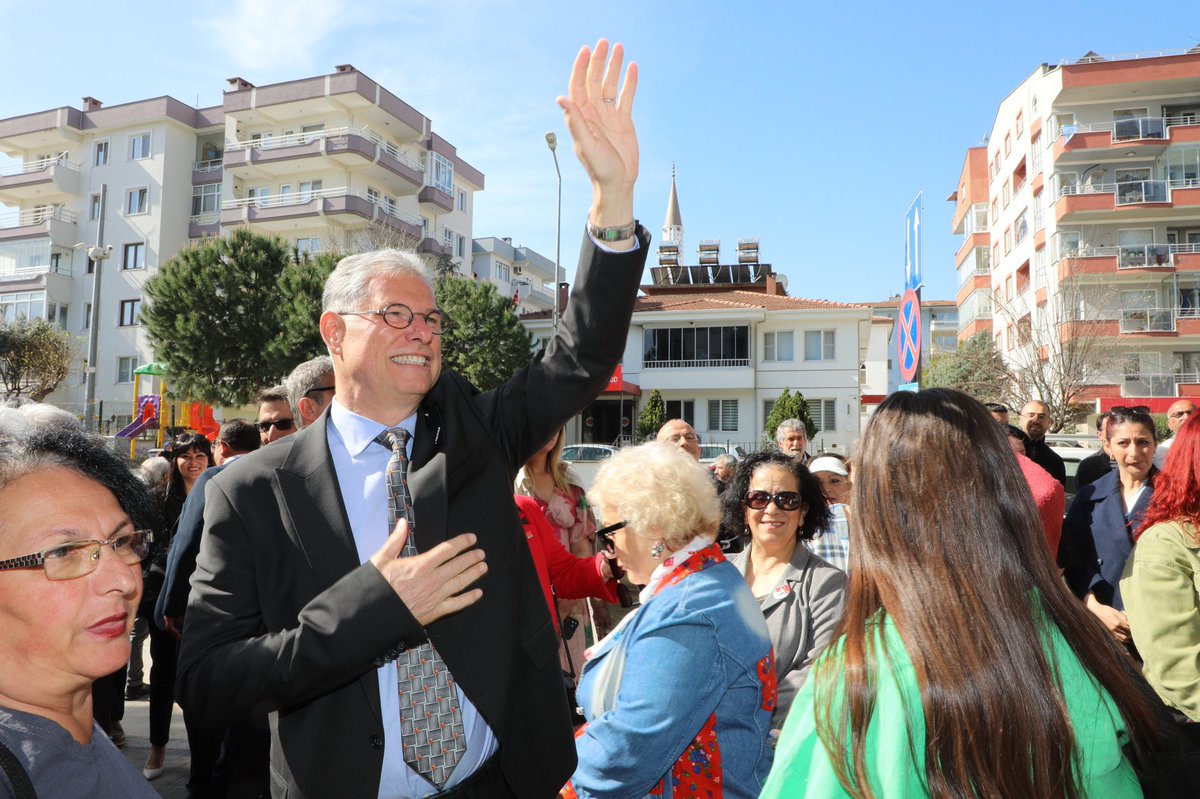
[777,274,788,290]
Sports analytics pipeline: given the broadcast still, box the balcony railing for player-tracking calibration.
[643,358,750,369]
[226,126,426,173]
[1062,117,1167,142]
[1120,307,1176,333]
[1115,180,1169,205]
[958,266,989,286]
[1123,372,1200,397]
[0,206,77,228]
[0,154,77,177]
[1118,244,1173,269]
[222,186,353,210]
[193,158,223,172]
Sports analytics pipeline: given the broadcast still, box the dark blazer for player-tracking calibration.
[155,465,224,625]
[176,230,648,799]
[1028,439,1067,488]
[1060,468,1155,610]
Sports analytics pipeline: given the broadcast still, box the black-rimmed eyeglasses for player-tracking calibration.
[0,530,153,581]
[303,385,335,398]
[337,303,449,335]
[594,520,627,552]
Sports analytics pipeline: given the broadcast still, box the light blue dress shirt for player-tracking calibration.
[326,399,497,798]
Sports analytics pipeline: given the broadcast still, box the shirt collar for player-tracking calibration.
[329,398,417,457]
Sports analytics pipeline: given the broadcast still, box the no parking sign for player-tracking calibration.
[898,288,922,384]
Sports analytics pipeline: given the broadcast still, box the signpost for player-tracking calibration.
[899,193,924,388]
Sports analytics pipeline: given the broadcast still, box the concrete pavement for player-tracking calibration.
[114,694,192,799]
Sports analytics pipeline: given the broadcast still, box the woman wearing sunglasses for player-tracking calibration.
[721,452,846,732]
[0,416,161,796]
[762,389,1178,799]
[1060,406,1157,646]
[564,443,774,798]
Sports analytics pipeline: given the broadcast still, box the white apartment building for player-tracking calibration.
[950,47,1200,413]
[520,175,892,455]
[472,236,561,315]
[0,65,484,425]
[868,297,958,393]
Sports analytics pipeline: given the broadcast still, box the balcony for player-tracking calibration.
[219,186,423,239]
[0,238,72,283]
[192,159,223,185]
[1123,372,1200,398]
[643,358,750,369]
[224,127,425,193]
[1056,243,1200,278]
[0,155,80,202]
[418,185,454,213]
[0,206,77,245]
[1120,307,1176,334]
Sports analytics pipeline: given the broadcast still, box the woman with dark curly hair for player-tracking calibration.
[721,451,846,732]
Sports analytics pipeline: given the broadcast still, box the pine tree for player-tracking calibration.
[763,387,816,447]
[636,388,666,442]
[434,275,533,391]
[272,250,342,367]
[143,228,294,406]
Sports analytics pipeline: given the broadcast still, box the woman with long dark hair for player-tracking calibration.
[762,389,1174,798]
[142,433,211,781]
[1124,413,1200,724]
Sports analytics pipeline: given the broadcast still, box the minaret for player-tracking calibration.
[658,165,684,273]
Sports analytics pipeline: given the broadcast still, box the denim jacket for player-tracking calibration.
[571,558,775,798]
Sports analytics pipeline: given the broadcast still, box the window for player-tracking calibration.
[122,243,144,271]
[1002,180,1011,207]
[457,189,467,212]
[119,299,141,326]
[1003,226,1012,254]
[129,133,151,160]
[707,399,738,432]
[93,140,109,166]
[455,233,466,258]
[83,302,91,330]
[296,238,321,255]
[810,399,836,432]
[427,152,454,194]
[1016,263,1031,294]
[117,356,138,384]
[89,193,101,221]
[126,187,148,215]
[643,326,750,365]
[301,123,324,143]
[46,301,68,329]
[1015,112,1024,137]
[86,257,96,275]
[191,184,220,215]
[496,262,511,282]
[1004,132,1012,156]
[298,180,322,202]
[763,330,794,362]
[366,187,380,205]
[665,400,695,427]
[0,291,46,322]
[990,199,998,222]
[1014,210,1028,244]
[1031,134,1043,175]
[248,187,270,207]
[804,330,835,361]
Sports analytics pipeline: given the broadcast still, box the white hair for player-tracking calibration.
[322,249,434,313]
[0,402,80,442]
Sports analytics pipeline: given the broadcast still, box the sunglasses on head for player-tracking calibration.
[258,418,295,432]
[743,491,803,511]
[1110,405,1151,415]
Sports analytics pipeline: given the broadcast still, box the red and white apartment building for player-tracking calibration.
[950,46,1200,413]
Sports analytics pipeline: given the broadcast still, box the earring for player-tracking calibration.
[650,541,665,559]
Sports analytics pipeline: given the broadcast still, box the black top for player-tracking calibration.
[1028,439,1067,488]
[1075,450,1115,490]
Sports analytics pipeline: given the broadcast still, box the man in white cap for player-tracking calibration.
[804,455,851,571]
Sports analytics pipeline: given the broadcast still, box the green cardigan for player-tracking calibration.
[1122,520,1200,722]
[761,613,1141,798]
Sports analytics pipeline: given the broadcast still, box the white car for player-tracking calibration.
[560,443,619,493]
[698,443,747,466]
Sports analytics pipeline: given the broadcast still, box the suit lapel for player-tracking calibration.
[408,405,448,551]
[758,547,808,614]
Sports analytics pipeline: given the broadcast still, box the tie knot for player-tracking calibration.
[383,427,409,453]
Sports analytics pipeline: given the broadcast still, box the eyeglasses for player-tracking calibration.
[258,418,295,433]
[594,520,627,552]
[1169,408,1196,421]
[661,433,699,445]
[0,530,153,581]
[304,386,335,398]
[743,491,804,511]
[337,303,449,335]
[1021,411,1050,421]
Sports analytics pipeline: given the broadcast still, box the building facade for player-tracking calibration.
[472,236,561,315]
[0,65,483,424]
[949,46,1200,412]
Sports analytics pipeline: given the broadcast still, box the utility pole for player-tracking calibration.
[83,184,112,431]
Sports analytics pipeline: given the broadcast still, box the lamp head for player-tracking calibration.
[545,132,557,151]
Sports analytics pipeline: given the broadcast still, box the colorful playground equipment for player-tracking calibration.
[116,363,218,458]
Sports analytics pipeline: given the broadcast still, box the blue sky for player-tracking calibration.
[1,0,1197,303]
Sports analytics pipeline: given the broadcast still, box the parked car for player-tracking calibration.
[1049,445,1098,509]
[698,443,747,465]
[560,443,620,493]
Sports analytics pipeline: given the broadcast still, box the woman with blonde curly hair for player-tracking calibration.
[562,443,775,799]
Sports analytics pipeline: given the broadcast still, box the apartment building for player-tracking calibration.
[520,177,893,454]
[0,65,484,423]
[949,47,1200,411]
[472,236,561,315]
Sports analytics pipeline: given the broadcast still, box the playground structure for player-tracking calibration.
[115,363,218,458]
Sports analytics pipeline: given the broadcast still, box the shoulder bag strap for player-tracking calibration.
[0,736,37,799]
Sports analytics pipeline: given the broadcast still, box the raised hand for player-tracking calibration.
[557,39,639,232]
[369,519,487,627]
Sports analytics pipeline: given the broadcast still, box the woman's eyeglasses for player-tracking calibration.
[743,491,803,511]
[0,530,153,581]
[594,520,627,552]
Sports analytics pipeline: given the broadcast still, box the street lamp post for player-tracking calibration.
[545,132,562,331]
[84,184,112,432]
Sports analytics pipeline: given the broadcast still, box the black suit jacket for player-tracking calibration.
[156,465,224,625]
[177,230,648,799]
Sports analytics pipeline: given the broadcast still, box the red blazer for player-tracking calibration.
[514,494,618,626]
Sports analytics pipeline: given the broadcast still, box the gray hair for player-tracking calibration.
[285,355,334,415]
[322,249,434,313]
[590,443,720,552]
[776,418,807,441]
[256,385,288,406]
[138,456,170,488]
[0,403,79,441]
[714,453,737,468]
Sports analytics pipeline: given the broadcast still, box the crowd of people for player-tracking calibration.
[3,38,1200,799]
